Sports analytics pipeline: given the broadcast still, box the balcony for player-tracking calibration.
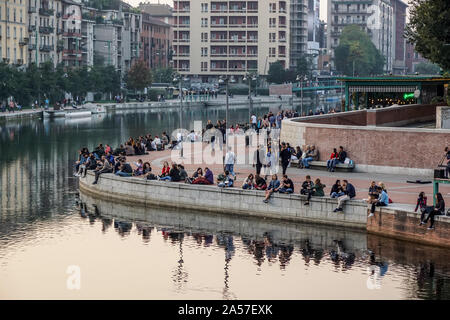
[175,7,190,13]
[210,23,227,28]
[57,29,64,35]
[16,59,24,65]
[40,45,54,52]
[211,38,228,43]
[57,44,64,52]
[39,8,54,16]
[64,30,82,38]
[28,7,36,14]
[39,26,54,34]
[56,12,62,18]
[177,23,190,28]
[211,8,228,13]
[28,25,36,32]
[19,38,29,46]
[28,44,37,51]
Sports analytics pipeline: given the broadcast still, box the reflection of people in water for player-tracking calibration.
[101,217,113,233]
[264,233,279,262]
[114,220,133,237]
[278,245,294,270]
[301,240,313,264]
[136,223,152,243]
[216,234,235,261]
[330,240,356,269]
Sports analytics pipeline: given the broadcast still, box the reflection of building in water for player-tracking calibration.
[1,158,31,214]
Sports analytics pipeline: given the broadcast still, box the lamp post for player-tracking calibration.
[218,75,235,149]
[243,73,257,125]
[296,75,307,116]
[173,74,189,158]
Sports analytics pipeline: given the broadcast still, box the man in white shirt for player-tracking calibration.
[251,114,257,129]
[224,147,236,178]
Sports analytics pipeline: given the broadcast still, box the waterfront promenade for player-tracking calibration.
[119,143,450,206]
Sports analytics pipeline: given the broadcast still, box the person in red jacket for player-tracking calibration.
[326,148,339,171]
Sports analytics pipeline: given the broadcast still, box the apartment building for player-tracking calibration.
[93,5,141,75]
[27,0,61,66]
[327,0,395,72]
[289,0,308,69]
[173,0,290,82]
[0,0,28,65]
[141,13,171,69]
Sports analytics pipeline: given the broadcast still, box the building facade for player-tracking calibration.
[173,0,290,82]
[289,0,308,69]
[0,0,28,65]
[327,0,396,73]
[391,0,407,74]
[141,13,171,69]
[92,5,141,76]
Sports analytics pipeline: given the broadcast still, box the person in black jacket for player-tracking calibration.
[330,146,347,172]
[253,144,264,175]
[280,142,291,175]
[333,180,356,212]
[300,175,315,205]
[421,193,445,230]
[445,147,450,178]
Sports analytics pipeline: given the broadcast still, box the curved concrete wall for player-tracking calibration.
[280,112,450,176]
[79,172,369,229]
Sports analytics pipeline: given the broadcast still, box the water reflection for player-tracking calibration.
[1,105,450,299]
[78,192,450,299]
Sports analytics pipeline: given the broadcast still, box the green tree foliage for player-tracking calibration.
[85,0,121,10]
[267,61,294,84]
[414,62,442,75]
[127,60,152,92]
[0,62,122,106]
[405,0,450,71]
[334,25,384,76]
[153,67,175,83]
[295,54,314,79]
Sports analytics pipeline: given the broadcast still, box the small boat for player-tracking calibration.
[84,103,106,114]
[65,110,92,118]
[44,109,92,119]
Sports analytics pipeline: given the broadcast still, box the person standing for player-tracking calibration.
[224,147,236,178]
[253,144,263,175]
[280,143,291,176]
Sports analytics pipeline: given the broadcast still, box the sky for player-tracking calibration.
[124,0,329,21]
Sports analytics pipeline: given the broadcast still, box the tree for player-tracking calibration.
[295,54,313,79]
[267,61,288,84]
[153,67,175,83]
[414,62,442,75]
[405,0,450,71]
[334,25,384,76]
[127,60,152,92]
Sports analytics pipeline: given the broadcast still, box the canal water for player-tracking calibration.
[0,103,449,299]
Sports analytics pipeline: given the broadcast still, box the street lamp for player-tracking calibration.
[173,74,189,158]
[242,73,257,125]
[296,75,307,116]
[218,75,236,149]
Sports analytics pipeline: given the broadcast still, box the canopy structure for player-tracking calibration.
[338,76,450,111]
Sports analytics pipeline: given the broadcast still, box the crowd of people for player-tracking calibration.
[73,109,448,227]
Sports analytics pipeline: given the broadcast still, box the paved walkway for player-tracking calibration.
[122,142,450,206]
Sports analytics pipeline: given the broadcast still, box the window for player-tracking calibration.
[269,48,275,57]
[201,18,208,27]
[201,32,208,42]
[201,3,208,12]
[201,61,208,71]
[269,33,276,42]
[269,18,276,27]
[201,47,208,57]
